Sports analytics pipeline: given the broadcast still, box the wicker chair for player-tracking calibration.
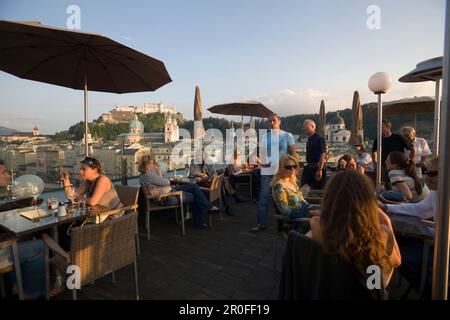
[140,183,185,240]
[115,185,140,255]
[0,234,23,300]
[200,174,224,226]
[42,211,139,300]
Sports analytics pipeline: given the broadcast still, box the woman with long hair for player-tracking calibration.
[310,170,401,288]
[270,155,310,219]
[385,151,429,202]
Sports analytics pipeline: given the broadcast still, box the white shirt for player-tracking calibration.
[386,190,436,220]
[405,137,432,164]
[356,152,374,172]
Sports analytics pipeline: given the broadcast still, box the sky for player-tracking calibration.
[0,0,446,134]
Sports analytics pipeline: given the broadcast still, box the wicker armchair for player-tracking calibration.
[200,174,224,226]
[140,183,185,240]
[43,211,139,300]
[115,185,140,255]
[0,234,23,300]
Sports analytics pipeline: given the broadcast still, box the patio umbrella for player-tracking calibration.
[349,91,363,146]
[193,85,204,140]
[399,57,442,157]
[0,20,171,156]
[207,101,273,130]
[318,100,326,137]
[369,96,435,115]
[368,96,435,128]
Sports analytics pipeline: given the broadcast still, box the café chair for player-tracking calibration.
[271,198,311,273]
[140,183,185,240]
[43,211,139,300]
[200,175,224,226]
[0,234,24,300]
[279,230,387,300]
[115,185,141,255]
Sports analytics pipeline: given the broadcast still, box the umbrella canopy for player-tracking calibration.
[399,56,442,157]
[349,91,363,146]
[369,96,435,115]
[0,20,171,155]
[208,101,273,118]
[399,57,443,82]
[318,100,326,137]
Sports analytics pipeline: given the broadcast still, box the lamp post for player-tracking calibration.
[368,72,393,186]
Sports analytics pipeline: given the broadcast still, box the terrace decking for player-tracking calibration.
[51,187,415,300]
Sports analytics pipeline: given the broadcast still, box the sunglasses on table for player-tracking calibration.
[284,165,298,170]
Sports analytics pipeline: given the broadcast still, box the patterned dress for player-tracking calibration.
[272,180,310,218]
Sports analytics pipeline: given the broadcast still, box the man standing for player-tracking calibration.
[372,120,415,181]
[401,126,431,178]
[300,119,327,189]
[251,113,296,232]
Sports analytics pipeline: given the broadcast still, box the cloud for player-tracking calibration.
[257,88,348,115]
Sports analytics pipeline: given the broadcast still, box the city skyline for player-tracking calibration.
[0,0,445,134]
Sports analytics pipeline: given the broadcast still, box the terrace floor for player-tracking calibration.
[53,186,418,300]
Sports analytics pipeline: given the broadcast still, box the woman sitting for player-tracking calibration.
[271,155,312,223]
[310,170,401,289]
[139,155,217,229]
[62,157,123,210]
[384,151,429,203]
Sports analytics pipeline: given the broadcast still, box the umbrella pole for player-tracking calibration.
[432,0,450,300]
[376,94,383,186]
[433,77,442,157]
[84,76,89,157]
[241,114,244,131]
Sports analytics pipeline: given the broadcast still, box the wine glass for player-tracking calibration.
[67,187,78,207]
[29,185,40,213]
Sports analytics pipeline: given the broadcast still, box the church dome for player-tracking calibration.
[331,112,345,125]
[129,114,144,130]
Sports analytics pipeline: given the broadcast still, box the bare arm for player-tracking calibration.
[310,216,322,242]
[392,181,413,201]
[315,152,326,181]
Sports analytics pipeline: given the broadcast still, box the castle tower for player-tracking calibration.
[33,126,40,136]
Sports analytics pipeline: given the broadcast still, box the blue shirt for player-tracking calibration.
[261,130,295,175]
[306,133,326,163]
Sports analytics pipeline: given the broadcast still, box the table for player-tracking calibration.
[169,176,208,186]
[388,213,435,296]
[236,171,253,201]
[0,205,87,237]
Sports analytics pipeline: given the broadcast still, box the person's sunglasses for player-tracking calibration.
[284,165,298,170]
[427,170,438,177]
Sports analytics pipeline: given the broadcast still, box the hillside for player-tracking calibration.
[51,104,435,143]
[0,126,19,135]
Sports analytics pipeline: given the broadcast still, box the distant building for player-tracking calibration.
[101,102,177,124]
[119,114,179,144]
[324,112,352,143]
[0,126,49,143]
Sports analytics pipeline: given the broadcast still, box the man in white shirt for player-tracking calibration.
[401,126,432,178]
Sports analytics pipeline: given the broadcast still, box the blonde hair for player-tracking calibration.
[270,155,299,187]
